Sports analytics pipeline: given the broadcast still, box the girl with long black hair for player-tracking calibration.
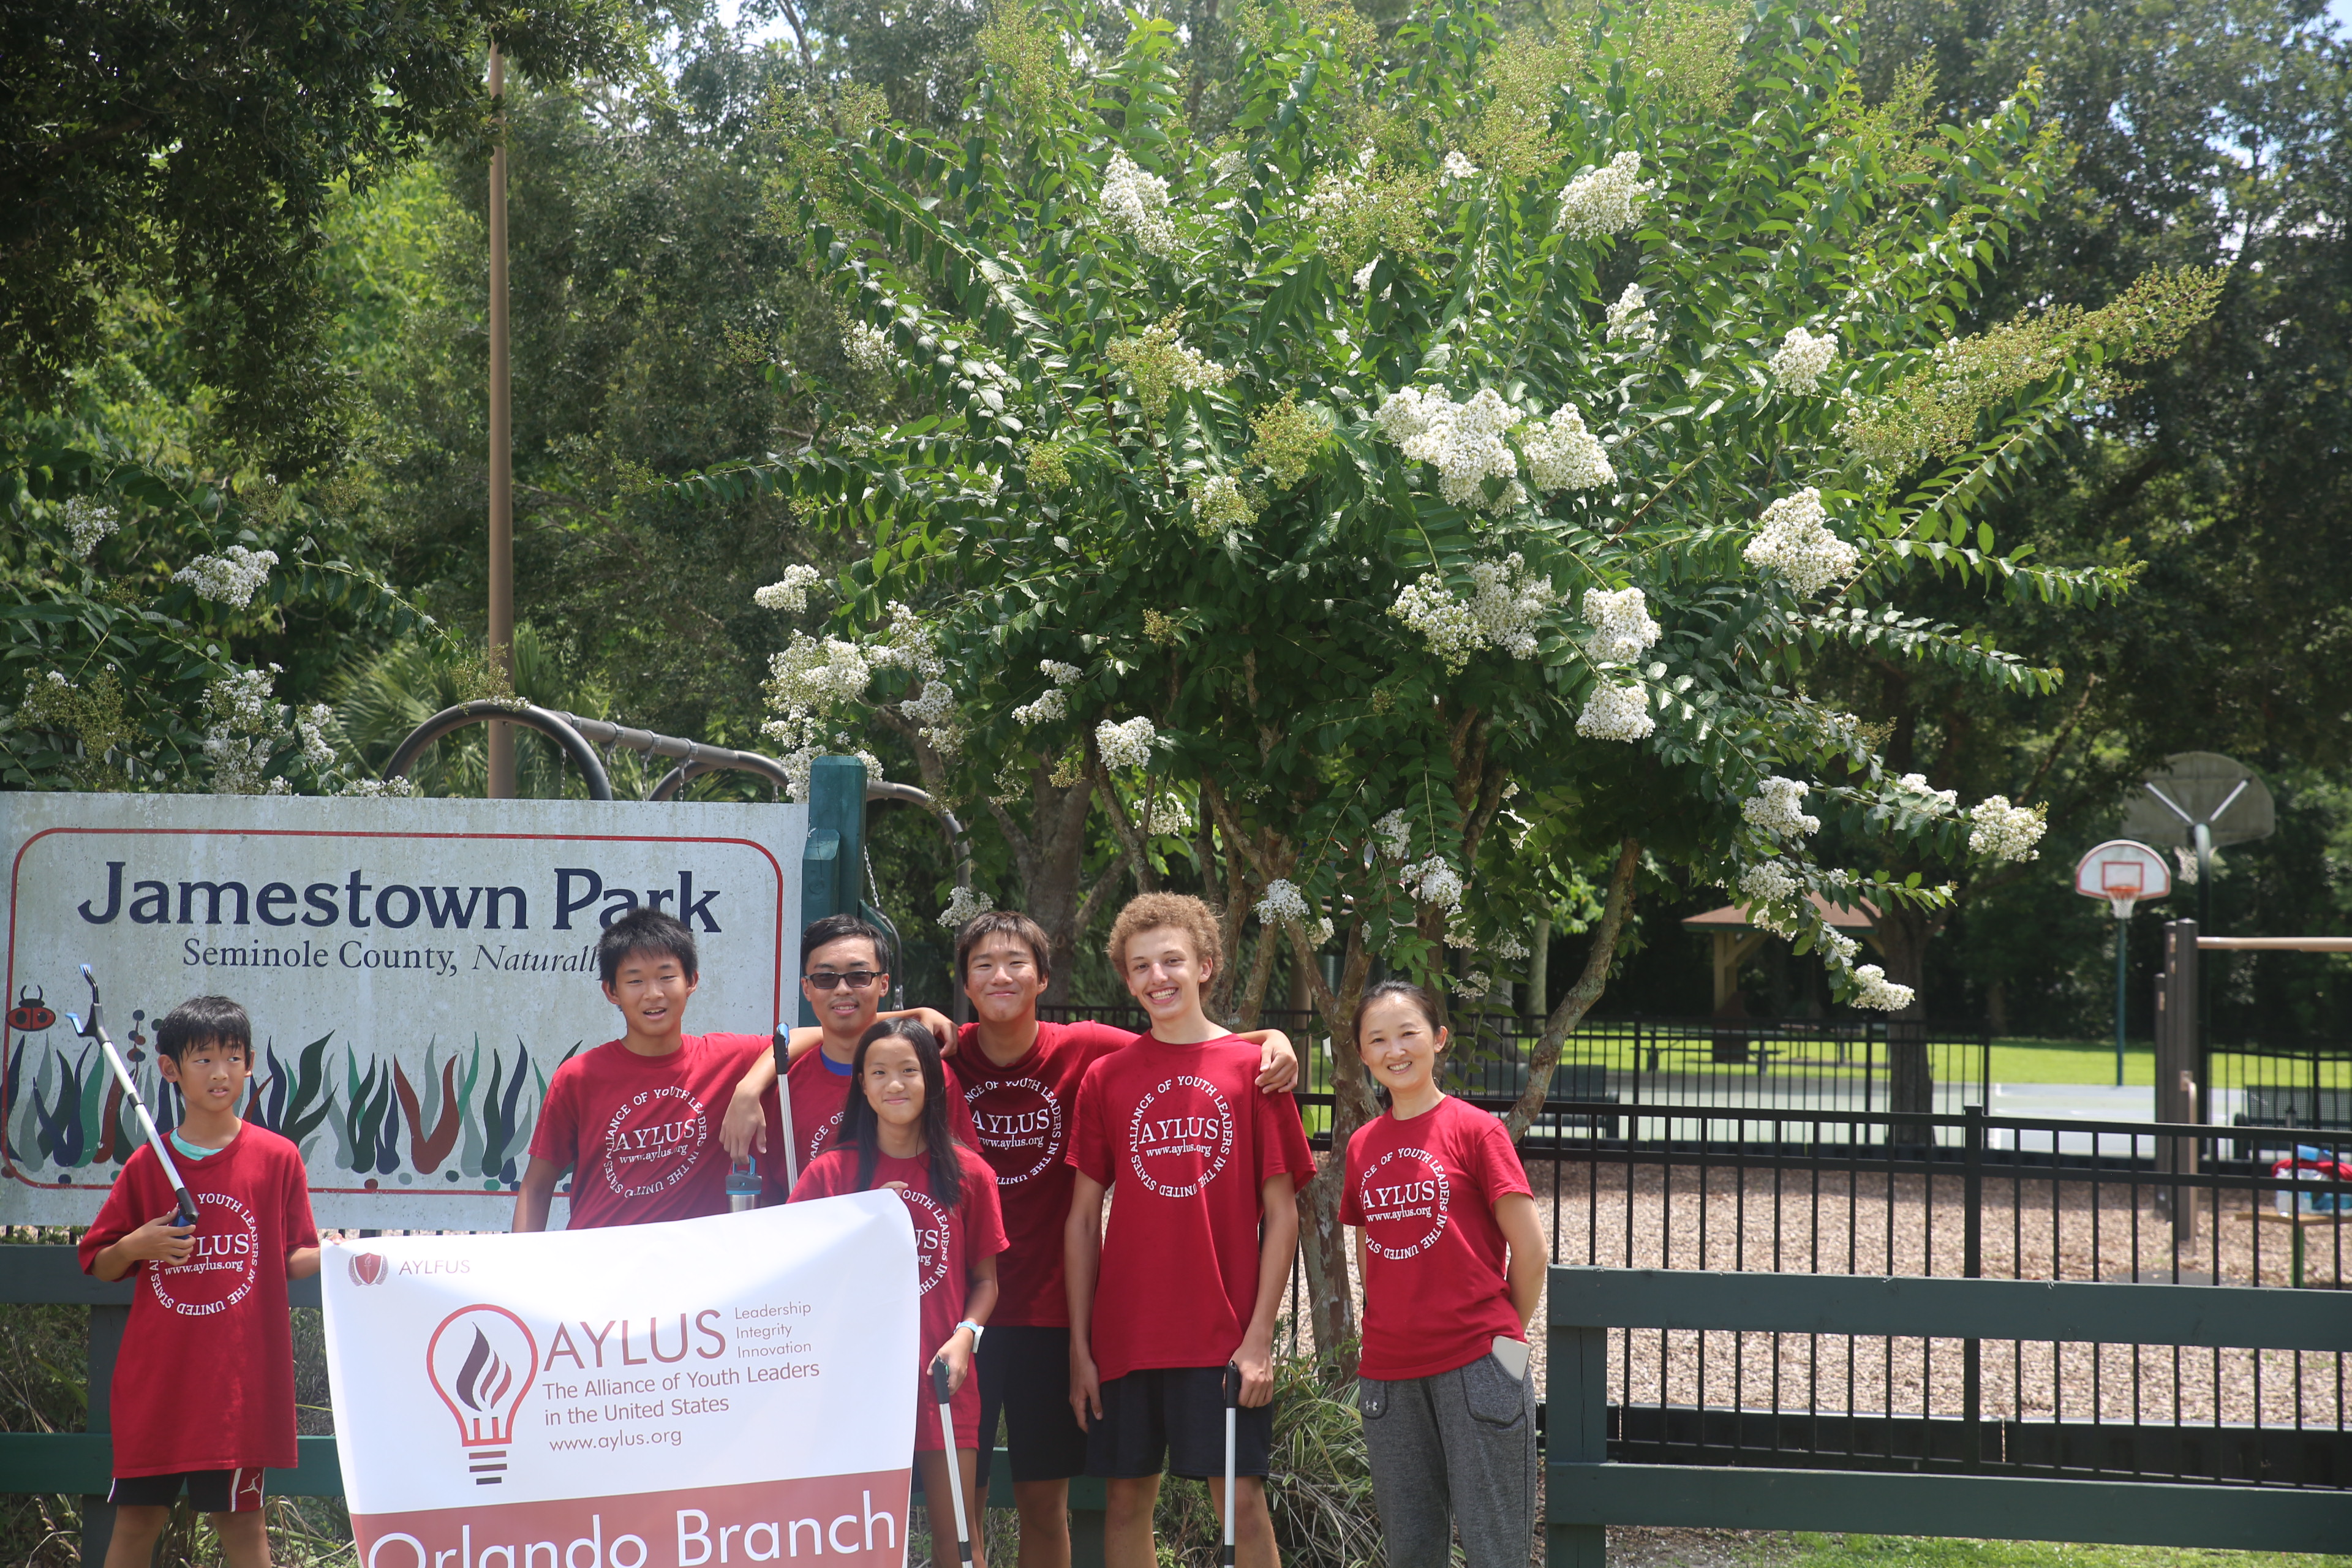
[791,1019,1006,1568]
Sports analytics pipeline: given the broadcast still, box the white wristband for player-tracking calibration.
[957,1319,986,1348]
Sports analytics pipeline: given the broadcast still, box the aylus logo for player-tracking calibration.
[426,1304,540,1486]
[349,1252,389,1286]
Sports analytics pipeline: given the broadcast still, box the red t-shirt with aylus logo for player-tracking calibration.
[1340,1095,1532,1380]
[954,1019,1139,1326]
[78,1124,319,1475]
[529,1032,769,1229]
[790,1142,1006,1450]
[761,1045,979,1202]
[1068,1035,1316,1382]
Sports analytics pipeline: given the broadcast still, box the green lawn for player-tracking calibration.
[1782,1534,2348,1568]
[1989,1039,2154,1086]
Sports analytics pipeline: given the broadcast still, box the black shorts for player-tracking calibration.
[108,1469,267,1512]
[978,1325,1088,1483]
[1085,1366,1273,1481]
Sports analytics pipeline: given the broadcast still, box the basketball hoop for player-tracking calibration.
[2074,840,2171,922]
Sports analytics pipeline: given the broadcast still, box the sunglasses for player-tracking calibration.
[804,970,884,991]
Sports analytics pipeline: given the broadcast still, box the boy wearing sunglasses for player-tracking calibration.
[736,913,978,1200]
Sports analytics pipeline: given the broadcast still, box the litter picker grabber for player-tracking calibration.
[773,1025,802,1194]
[66,964,196,1227]
[929,1358,973,1567]
[1222,1360,1240,1568]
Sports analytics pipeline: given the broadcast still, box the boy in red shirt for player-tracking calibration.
[951,913,1298,1568]
[514,908,774,1230]
[1065,895,1316,1568]
[81,996,322,1568]
[720,913,968,1200]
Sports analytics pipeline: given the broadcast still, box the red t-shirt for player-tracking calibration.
[1068,1034,1316,1382]
[528,1032,769,1229]
[954,1019,1138,1326]
[761,1045,978,1201]
[791,1142,1006,1450]
[1340,1095,1533,1380]
[78,1125,319,1475]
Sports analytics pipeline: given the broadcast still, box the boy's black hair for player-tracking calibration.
[597,908,699,988]
[840,1019,963,1210]
[801,913,890,973]
[154,997,253,1063]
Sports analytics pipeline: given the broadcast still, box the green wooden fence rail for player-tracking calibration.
[1546,1265,2352,1565]
[1,1244,1105,1566]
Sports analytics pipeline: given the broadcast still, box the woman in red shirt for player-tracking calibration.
[791,1020,1005,1568]
[1341,981,1546,1568]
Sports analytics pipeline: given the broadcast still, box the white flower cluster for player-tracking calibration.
[1389,554,1558,673]
[1896,772,1959,811]
[1452,970,1492,1000]
[754,564,822,614]
[1743,488,1858,595]
[174,546,279,610]
[1740,860,1801,906]
[340,777,418,799]
[1101,151,1177,256]
[1520,404,1614,492]
[1402,856,1466,912]
[1968,795,2046,861]
[900,679,960,747]
[63,498,119,557]
[937,884,993,930]
[1209,149,1248,186]
[768,633,873,717]
[1771,326,1838,392]
[1373,386,1524,511]
[1013,660,1083,726]
[1139,789,1196,838]
[1095,715,1156,769]
[1352,258,1382,295]
[1255,878,1332,944]
[1487,927,1530,962]
[1744,776,1821,838]
[1441,151,1480,181]
[1555,151,1651,240]
[869,600,944,681]
[294,703,334,772]
[1604,283,1656,345]
[1852,964,1915,1012]
[202,666,295,796]
[1197,474,1255,533]
[843,322,894,374]
[1577,681,1653,741]
[1821,929,1860,964]
[1583,586,1660,662]
[1373,809,1412,862]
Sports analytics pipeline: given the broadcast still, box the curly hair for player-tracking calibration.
[1106,892,1223,982]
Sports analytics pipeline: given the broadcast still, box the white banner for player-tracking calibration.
[323,1196,917,1568]
[1,792,803,1227]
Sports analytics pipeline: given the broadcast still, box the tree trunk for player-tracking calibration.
[1505,839,1641,1141]
[982,769,1101,1006]
[1287,917,1376,1376]
[1872,900,1934,1119]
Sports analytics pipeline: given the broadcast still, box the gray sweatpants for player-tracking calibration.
[1357,1353,1539,1568]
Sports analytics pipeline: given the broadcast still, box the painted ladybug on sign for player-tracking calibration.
[7,987,56,1032]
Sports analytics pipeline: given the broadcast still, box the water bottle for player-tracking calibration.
[727,1158,761,1213]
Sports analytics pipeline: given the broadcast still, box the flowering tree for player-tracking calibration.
[682,0,2217,1350]
[3,447,430,796]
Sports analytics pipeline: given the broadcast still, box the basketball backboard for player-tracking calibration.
[2074,839,2172,919]
[2120,752,2275,849]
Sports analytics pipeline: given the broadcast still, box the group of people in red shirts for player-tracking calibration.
[79,890,1547,1568]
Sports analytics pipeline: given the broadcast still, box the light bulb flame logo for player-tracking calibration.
[426,1304,538,1485]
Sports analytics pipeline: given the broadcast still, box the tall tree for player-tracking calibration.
[2,0,638,470]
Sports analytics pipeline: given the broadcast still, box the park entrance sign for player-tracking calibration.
[0,791,804,1229]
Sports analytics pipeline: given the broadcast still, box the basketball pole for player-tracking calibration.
[2113,907,2128,1087]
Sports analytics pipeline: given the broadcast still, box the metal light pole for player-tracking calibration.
[486,44,517,800]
